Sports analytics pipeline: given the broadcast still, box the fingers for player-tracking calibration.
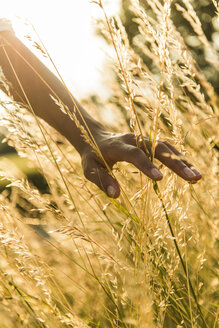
[113,144,163,181]
[82,132,202,199]
[119,134,202,183]
[162,142,202,181]
[154,142,201,182]
[83,158,120,198]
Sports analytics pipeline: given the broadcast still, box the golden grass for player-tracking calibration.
[0,0,218,327]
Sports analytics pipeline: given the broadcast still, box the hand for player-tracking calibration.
[81,132,202,198]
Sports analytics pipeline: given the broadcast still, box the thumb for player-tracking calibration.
[83,159,120,198]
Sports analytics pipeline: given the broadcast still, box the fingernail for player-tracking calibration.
[107,185,117,198]
[183,167,196,179]
[192,168,202,179]
[151,168,163,180]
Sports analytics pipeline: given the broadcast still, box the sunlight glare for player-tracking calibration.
[1,0,120,98]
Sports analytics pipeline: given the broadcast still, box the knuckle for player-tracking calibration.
[121,133,135,143]
[84,167,97,181]
[155,141,166,154]
[118,133,137,147]
[129,147,142,157]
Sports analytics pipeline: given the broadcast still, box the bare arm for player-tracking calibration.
[0,30,105,155]
[0,30,201,198]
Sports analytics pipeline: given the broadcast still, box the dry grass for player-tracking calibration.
[0,0,218,327]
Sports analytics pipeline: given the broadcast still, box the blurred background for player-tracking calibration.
[1,0,121,98]
[120,0,219,93]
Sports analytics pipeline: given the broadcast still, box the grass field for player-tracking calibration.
[0,0,218,327]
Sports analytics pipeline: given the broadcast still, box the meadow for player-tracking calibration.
[0,0,218,327]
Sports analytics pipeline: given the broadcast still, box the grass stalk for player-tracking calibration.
[153,181,208,328]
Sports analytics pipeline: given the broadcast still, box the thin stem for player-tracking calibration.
[153,181,208,328]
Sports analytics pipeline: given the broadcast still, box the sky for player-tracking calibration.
[1,0,120,98]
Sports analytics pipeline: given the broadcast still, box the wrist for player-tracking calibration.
[75,122,109,157]
[61,106,108,156]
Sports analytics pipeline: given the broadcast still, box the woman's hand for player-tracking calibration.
[81,132,202,198]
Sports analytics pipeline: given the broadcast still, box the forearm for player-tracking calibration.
[0,31,105,154]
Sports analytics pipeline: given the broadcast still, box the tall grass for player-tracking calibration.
[0,0,218,327]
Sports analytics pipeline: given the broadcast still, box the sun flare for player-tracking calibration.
[2,0,120,97]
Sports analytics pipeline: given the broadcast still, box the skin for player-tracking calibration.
[0,31,202,198]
